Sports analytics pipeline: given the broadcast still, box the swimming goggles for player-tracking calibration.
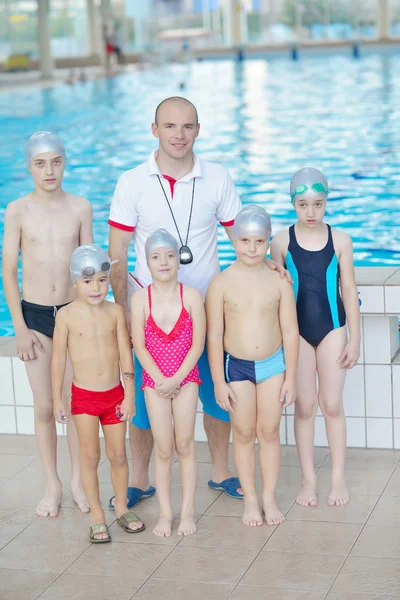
[80,262,112,277]
[291,183,329,202]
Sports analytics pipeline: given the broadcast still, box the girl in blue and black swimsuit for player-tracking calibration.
[271,167,360,509]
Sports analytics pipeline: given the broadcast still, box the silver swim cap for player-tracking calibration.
[145,229,180,265]
[290,167,329,203]
[26,131,66,168]
[70,244,117,283]
[232,205,272,240]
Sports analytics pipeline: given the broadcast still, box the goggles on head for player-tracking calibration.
[291,183,329,202]
[80,262,111,278]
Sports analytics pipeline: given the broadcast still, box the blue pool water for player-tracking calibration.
[1,54,400,335]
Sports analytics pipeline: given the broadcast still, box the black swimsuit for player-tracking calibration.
[21,300,70,338]
[285,224,346,348]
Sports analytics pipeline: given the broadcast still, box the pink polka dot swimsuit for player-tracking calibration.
[141,283,201,390]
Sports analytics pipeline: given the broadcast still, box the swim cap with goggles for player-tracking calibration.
[26,131,66,168]
[70,244,118,283]
[290,167,329,203]
[232,205,272,241]
[145,229,180,265]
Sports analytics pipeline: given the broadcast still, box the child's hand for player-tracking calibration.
[119,398,136,422]
[280,378,296,408]
[54,400,67,424]
[166,387,181,401]
[215,382,237,413]
[156,377,180,398]
[337,340,360,369]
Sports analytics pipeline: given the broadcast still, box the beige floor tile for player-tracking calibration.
[322,449,400,471]
[205,491,294,518]
[152,546,258,585]
[286,494,378,523]
[0,534,90,572]
[265,521,362,555]
[39,573,145,600]
[21,507,114,541]
[108,514,181,546]
[327,593,400,600]
[230,586,325,600]
[276,467,304,493]
[0,435,39,455]
[317,468,393,496]
[280,446,329,468]
[368,496,400,525]
[0,568,59,600]
[134,580,234,600]
[331,556,400,595]
[382,469,400,497]
[0,478,9,488]
[0,454,38,479]
[194,441,213,463]
[241,551,344,591]
[0,505,39,549]
[67,541,172,580]
[351,524,400,559]
[180,515,275,550]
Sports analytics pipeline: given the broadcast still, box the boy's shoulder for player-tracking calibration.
[65,193,92,212]
[330,226,353,251]
[5,194,31,217]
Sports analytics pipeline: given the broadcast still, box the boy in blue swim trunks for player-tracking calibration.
[206,205,299,527]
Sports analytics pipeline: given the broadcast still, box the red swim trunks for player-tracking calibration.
[71,382,124,426]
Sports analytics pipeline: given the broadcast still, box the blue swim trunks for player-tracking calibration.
[225,346,285,385]
[132,345,230,430]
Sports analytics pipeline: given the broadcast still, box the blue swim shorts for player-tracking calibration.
[225,346,285,385]
[132,345,230,430]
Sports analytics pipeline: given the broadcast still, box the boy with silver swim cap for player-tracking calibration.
[51,244,145,542]
[290,167,329,204]
[70,244,117,283]
[206,204,299,528]
[25,131,66,168]
[2,131,93,519]
[145,229,180,266]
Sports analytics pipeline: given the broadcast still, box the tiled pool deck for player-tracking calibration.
[1,436,400,599]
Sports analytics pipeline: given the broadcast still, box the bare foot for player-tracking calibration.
[328,476,349,506]
[71,481,90,513]
[242,498,263,527]
[263,496,285,526]
[36,483,62,518]
[296,477,318,508]
[177,513,197,536]
[153,514,173,537]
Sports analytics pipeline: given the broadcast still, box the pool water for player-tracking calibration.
[1,54,400,335]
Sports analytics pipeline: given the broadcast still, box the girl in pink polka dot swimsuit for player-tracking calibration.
[131,229,206,539]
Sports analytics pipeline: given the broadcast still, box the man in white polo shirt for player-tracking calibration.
[108,97,286,507]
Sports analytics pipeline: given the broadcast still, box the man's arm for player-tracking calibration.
[79,199,94,245]
[108,226,133,317]
[116,305,135,421]
[51,310,69,423]
[205,277,236,412]
[2,202,44,361]
[278,278,299,407]
[337,233,360,369]
[224,224,292,282]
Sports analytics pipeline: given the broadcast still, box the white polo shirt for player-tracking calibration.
[108,150,242,297]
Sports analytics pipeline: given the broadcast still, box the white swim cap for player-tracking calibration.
[232,205,272,240]
[290,167,329,203]
[70,244,117,283]
[26,131,66,168]
[145,229,180,265]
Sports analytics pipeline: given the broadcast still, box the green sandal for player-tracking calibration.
[117,512,146,534]
[89,523,111,543]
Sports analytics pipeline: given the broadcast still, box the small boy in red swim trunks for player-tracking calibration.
[52,244,145,542]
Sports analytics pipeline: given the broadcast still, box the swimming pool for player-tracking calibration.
[1,53,400,335]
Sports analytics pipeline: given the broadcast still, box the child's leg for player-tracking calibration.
[257,372,285,526]
[145,388,175,537]
[103,422,144,531]
[316,327,348,506]
[62,357,89,513]
[294,337,319,507]
[73,414,108,540]
[172,383,198,536]
[229,381,262,527]
[24,332,61,517]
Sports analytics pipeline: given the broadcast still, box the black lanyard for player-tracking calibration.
[157,175,195,250]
